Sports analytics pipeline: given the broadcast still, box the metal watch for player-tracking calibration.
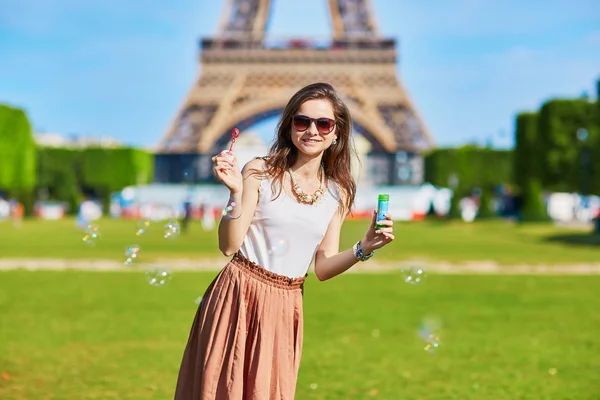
[353,241,375,262]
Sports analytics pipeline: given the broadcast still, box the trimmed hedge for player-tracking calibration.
[538,99,598,194]
[424,146,512,219]
[513,112,539,194]
[424,145,512,191]
[37,147,82,214]
[35,147,155,213]
[520,178,549,222]
[80,147,154,210]
[513,89,600,198]
[0,105,37,214]
[81,147,153,191]
[1,105,152,214]
[0,105,37,191]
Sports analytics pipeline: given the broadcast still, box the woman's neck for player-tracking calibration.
[290,155,323,181]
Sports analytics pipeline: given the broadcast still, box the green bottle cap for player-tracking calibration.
[378,194,389,202]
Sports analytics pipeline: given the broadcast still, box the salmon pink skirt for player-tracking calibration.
[174,251,306,399]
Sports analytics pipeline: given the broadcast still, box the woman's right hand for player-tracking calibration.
[212,151,243,194]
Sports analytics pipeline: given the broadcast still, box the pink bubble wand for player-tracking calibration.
[228,128,240,153]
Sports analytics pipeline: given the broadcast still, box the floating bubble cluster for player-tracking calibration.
[145,267,172,287]
[125,244,140,257]
[136,219,151,236]
[222,201,237,217]
[267,237,288,256]
[164,220,181,239]
[423,333,440,353]
[419,317,442,353]
[124,244,141,266]
[82,224,100,246]
[401,266,427,284]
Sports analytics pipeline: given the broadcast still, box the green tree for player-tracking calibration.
[0,104,37,214]
[477,187,496,219]
[538,99,598,193]
[513,112,539,194]
[37,147,82,214]
[80,147,154,210]
[424,145,512,191]
[520,178,549,222]
[448,187,465,219]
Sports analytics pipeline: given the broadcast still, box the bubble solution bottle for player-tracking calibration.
[376,194,389,229]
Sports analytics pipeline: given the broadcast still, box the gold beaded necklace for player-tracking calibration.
[288,168,326,205]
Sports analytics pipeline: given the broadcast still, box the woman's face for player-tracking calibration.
[290,99,338,157]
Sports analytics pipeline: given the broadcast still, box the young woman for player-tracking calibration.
[174,82,395,399]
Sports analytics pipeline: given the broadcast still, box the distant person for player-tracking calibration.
[11,200,24,227]
[0,198,9,220]
[174,83,395,399]
[201,205,215,231]
[181,200,192,233]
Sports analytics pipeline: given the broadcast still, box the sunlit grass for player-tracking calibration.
[0,271,598,399]
[1,217,598,265]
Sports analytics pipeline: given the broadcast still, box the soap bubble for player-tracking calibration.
[221,201,237,217]
[136,219,151,236]
[124,244,141,266]
[125,244,140,258]
[86,224,100,233]
[419,317,442,353]
[145,267,172,287]
[267,237,288,256]
[401,265,427,284]
[82,233,98,246]
[423,335,440,353]
[164,220,180,239]
[82,224,100,246]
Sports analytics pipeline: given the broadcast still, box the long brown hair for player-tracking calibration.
[263,82,357,213]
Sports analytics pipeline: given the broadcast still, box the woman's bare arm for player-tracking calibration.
[218,158,264,256]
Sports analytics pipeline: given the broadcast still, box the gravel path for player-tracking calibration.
[0,258,599,275]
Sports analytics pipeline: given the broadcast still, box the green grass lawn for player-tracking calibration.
[1,217,599,265]
[0,270,599,399]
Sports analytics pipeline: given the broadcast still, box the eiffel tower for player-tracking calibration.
[154,0,434,186]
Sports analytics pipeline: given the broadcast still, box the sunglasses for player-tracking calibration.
[292,115,336,134]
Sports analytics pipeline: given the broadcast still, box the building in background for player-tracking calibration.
[35,132,123,148]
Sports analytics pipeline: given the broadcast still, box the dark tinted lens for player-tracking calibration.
[293,116,311,131]
[316,118,335,133]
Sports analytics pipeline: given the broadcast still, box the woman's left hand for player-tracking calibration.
[361,210,395,254]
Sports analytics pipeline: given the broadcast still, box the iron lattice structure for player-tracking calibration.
[155,0,434,185]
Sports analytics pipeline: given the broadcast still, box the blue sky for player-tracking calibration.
[1,0,599,150]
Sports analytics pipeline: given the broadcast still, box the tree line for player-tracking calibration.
[0,104,154,214]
